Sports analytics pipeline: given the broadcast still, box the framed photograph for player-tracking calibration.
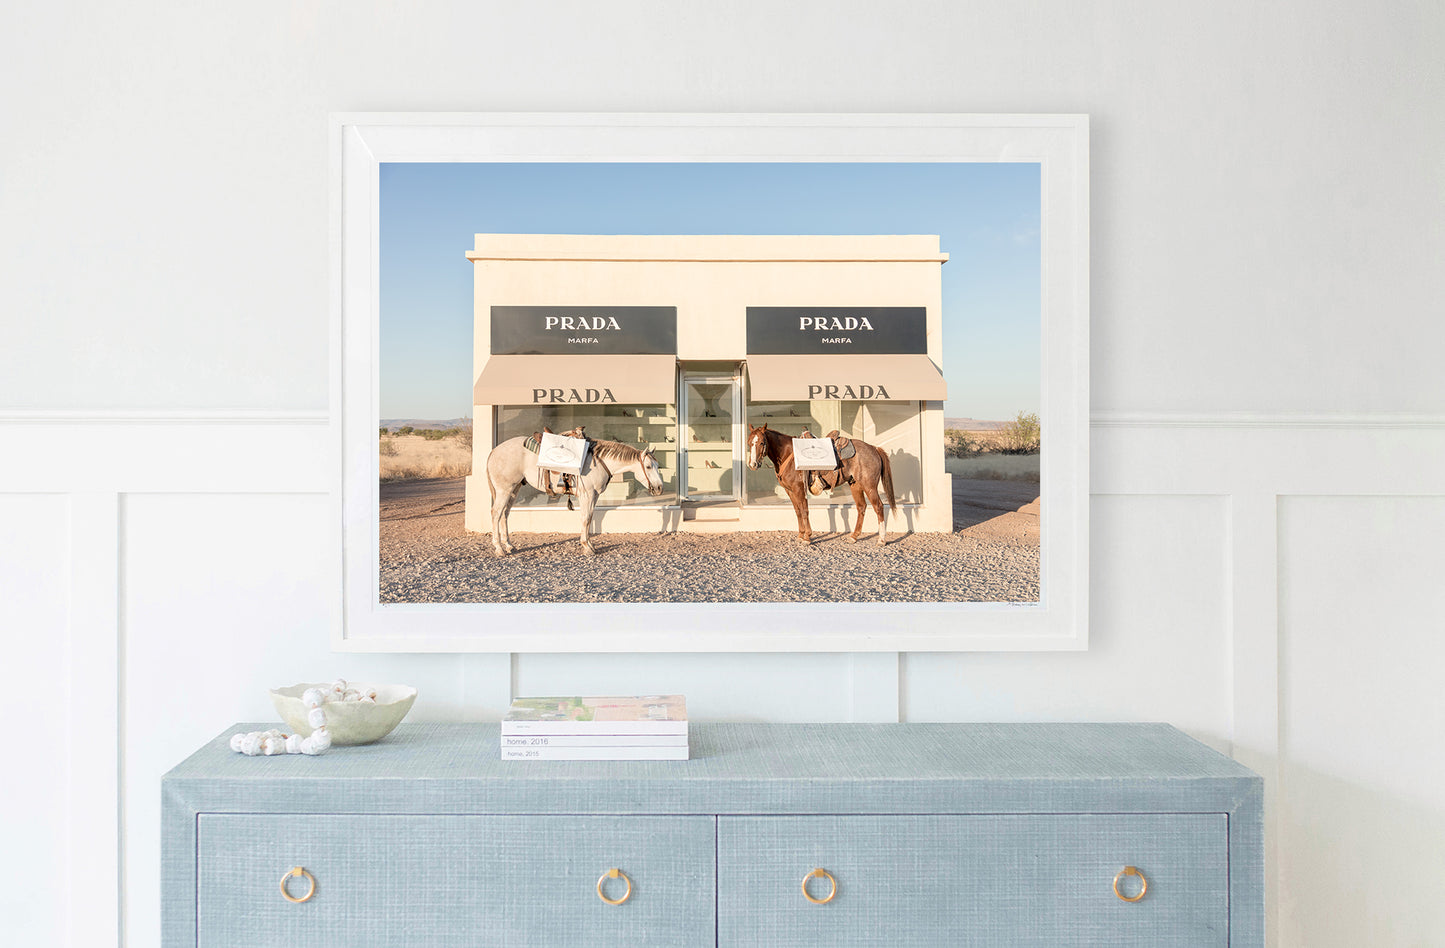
[333,113,1088,652]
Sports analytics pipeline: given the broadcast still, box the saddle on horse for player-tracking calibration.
[802,429,856,495]
[527,426,588,506]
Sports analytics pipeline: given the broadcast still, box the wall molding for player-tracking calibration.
[0,410,329,425]
[1091,410,1445,429]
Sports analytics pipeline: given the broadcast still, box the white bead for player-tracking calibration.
[302,688,326,709]
[365,689,377,701]
[309,727,332,751]
[261,737,283,755]
[285,734,303,754]
[265,728,284,738]
[307,707,327,728]
[331,679,347,694]
[239,733,263,756]
[299,737,321,755]
[229,734,246,752]
[342,689,361,702]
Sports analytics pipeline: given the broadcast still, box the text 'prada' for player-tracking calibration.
[545,316,622,331]
[532,388,617,403]
[799,316,874,331]
[808,384,891,399]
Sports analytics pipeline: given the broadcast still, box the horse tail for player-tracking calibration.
[879,446,897,510]
[486,451,496,505]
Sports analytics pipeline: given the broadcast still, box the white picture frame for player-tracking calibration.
[333,112,1088,652]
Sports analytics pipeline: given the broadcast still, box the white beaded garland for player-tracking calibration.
[229,676,372,757]
[228,681,378,758]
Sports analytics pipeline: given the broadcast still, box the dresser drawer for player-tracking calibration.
[717,814,1228,947]
[196,814,715,947]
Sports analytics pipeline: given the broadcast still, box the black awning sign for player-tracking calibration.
[746,307,928,355]
[491,306,677,355]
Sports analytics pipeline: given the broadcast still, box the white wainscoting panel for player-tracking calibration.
[1277,495,1445,947]
[69,491,121,948]
[0,494,73,946]
[3,415,1443,948]
[118,490,496,948]
[903,494,1232,752]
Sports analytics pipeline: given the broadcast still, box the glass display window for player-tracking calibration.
[744,400,922,505]
[494,403,677,507]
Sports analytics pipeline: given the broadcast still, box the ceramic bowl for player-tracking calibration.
[270,682,418,746]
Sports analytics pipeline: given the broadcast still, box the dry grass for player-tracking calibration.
[945,454,1040,482]
[379,434,472,482]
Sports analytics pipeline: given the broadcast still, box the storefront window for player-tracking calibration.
[495,404,677,507]
[745,401,922,505]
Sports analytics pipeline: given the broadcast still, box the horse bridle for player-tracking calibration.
[746,427,769,471]
[642,449,664,494]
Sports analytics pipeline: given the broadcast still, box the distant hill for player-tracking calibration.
[380,418,471,431]
[944,417,1007,431]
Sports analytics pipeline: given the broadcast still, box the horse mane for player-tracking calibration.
[591,439,647,465]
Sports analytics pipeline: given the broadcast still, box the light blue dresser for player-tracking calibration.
[162,722,1263,946]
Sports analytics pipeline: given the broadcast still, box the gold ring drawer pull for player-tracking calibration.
[280,867,316,904]
[1113,866,1147,902]
[597,868,632,905]
[802,867,837,904]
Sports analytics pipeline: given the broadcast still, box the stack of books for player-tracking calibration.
[500,695,688,761]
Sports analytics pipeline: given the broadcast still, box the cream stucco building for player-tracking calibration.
[463,234,953,534]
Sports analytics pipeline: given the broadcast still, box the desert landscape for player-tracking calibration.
[376,418,1040,604]
[379,422,472,482]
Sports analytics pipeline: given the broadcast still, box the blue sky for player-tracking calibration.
[380,162,1040,421]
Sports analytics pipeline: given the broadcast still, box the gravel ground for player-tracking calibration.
[379,477,1039,603]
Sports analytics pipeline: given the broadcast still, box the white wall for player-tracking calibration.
[2,3,1441,947]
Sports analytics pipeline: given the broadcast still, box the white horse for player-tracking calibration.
[486,435,665,556]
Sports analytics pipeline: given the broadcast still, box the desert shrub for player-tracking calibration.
[397,426,415,436]
[944,428,979,458]
[379,438,399,457]
[998,411,1041,454]
[455,423,473,450]
[419,428,448,441]
[379,426,390,437]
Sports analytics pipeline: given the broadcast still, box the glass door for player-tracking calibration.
[680,375,740,501]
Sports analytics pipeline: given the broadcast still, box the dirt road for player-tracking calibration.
[379,477,1039,603]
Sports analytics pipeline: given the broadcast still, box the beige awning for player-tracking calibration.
[474,355,677,406]
[746,354,946,401]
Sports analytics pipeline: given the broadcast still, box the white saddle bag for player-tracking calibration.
[536,432,590,474]
[791,437,838,471]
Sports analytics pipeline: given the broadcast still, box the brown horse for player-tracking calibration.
[744,424,816,543]
[745,424,897,546]
[801,429,897,546]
